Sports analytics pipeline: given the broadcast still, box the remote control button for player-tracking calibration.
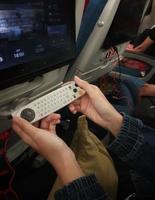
[73,88,77,93]
[12,82,85,124]
[20,108,35,122]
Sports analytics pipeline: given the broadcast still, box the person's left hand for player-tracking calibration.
[12,114,84,185]
[12,114,70,164]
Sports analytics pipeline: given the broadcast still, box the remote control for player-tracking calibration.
[12,81,85,123]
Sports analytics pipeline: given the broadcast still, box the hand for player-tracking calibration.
[139,84,155,97]
[12,114,68,162]
[127,36,154,53]
[12,114,84,185]
[69,76,123,135]
[131,44,148,53]
[125,43,134,51]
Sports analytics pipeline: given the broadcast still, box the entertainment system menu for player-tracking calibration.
[0,0,75,71]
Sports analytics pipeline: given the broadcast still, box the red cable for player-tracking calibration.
[0,130,19,200]
[84,0,89,9]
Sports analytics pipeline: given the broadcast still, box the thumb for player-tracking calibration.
[74,76,94,97]
[13,116,39,137]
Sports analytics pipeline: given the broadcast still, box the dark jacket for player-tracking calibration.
[149,27,155,41]
[54,114,155,200]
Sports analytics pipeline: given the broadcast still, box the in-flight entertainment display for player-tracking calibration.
[0,0,75,88]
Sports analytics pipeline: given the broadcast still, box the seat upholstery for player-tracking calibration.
[77,0,107,54]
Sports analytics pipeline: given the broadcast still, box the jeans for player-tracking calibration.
[109,76,145,115]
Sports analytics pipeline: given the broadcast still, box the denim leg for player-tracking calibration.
[111,81,136,115]
[114,105,131,115]
[121,77,145,104]
[107,77,145,115]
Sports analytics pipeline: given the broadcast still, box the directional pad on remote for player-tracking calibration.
[20,108,35,122]
[73,88,77,93]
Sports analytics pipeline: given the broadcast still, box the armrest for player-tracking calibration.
[122,51,155,81]
[122,51,155,68]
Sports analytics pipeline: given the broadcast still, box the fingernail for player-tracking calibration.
[12,117,18,123]
[75,76,80,80]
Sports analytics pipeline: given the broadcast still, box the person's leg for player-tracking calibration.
[108,79,137,115]
[121,76,145,104]
[114,65,141,77]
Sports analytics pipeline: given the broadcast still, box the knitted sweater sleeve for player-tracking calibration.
[55,175,111,200]
[149,27,155,41]
[108,114,155,183]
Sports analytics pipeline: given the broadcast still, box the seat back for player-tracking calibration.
[76,0,107,55]
[65,0,120,82]
[75,0,85,39]
[139,0,155,32]
[121,0,155,82]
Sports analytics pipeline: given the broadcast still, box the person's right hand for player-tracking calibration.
[69,77,123,135]
[127,36,154,53]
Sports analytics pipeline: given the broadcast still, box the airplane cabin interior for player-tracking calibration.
[0,0,155,199]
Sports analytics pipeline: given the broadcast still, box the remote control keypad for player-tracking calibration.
[12,82,85,123]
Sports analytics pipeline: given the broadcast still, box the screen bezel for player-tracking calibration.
[0,0,76,90]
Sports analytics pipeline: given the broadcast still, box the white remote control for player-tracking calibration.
[12,81,85,123]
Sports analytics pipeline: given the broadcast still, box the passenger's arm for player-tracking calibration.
[69,77,123,136]
[12,114,110,200]
[70,77,155,184]
[108,114,155,184]
[149,27,155,42]
[126,27,155,53]
[128,36,154,53]
[55,175,111,200]
[12,115,84,185]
